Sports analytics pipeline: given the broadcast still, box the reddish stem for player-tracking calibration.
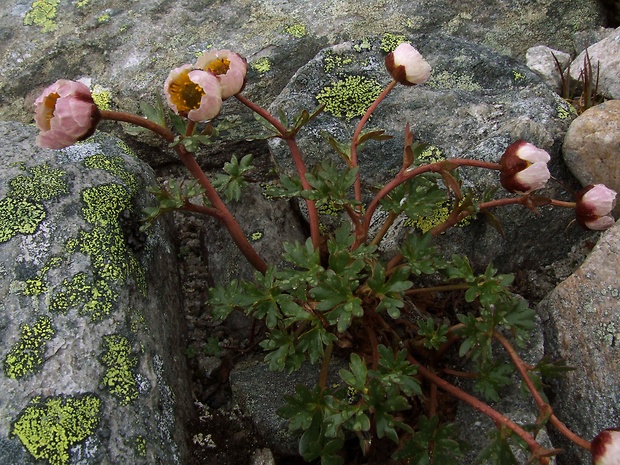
[358,159,502,246]
[493,331,591,451]
[101,110,268,274]
[407,353,549,457]
[350,79,398,204]
[234,94,322,251]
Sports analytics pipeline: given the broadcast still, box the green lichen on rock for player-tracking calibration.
[9,164,68,201]
[283,23,307,38]
[101,334,139,405]
[0,164,68,243]
[134,435,147,457]
[380,33,407,52]
[404,197,473,233]
[316,75,383,120]
[250,57,271,74]
[11,394,101,465]
[4,316,55,379]
[91,85,112,111]
[48,181,146,319]
[323,51,354,73]
[426,70,481,92]
[23,256,63,296]
[23,0,59,32]
[84,155,138,193]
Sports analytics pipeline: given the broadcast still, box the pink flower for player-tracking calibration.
[499,140,551,194]
[195,49,247,99]
[576,184,617,230]
[592,428,620,465]
[385,43,431,86]
[164,64,223,122]
[34,80,101,149]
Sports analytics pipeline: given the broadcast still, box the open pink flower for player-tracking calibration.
[576,184,617,230]
[592,428,620,465]
[195,49,247,99]
[385,43,431,86]
[499,140,551,194]
[34,80,101,149]
[164,64,223,122]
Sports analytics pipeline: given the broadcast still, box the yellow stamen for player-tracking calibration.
[168,70,204,112]
[44,92,60,125]
[207,57,230,75]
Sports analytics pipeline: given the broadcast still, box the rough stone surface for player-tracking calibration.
[570,26,620,99]
[0,0,608,164]
[562,99,620,214]
[0,122,192,465]
[230,357,347,456]
[538,221,620,465]
[526,45,571,94]
[268,33,590,272]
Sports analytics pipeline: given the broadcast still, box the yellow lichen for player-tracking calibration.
[283,23,307,38]
[101,334,139,405]
[11,394,102,465]
[316,75,383,120]
[250,57,271,74]
[23,0,59,33]
[4,316,55,378]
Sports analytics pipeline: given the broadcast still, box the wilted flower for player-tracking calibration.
[592,428,620,465]
[164,64,223,122]
[576,184,617,230]
[499,140,551,194]
[385,43,432,86]
[195,49,247,99]
[34,79,101,149]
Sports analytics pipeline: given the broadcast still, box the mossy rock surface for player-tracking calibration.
[0,121,191,465]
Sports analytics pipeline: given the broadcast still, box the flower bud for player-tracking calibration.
[385,43,431,86]
[34,79,101,149]
[575,184,617,230]
[499,140,551,194]
[195,49,247,99]
[592,428,620,465]
[164,65,223,122]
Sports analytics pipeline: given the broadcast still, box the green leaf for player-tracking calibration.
[263,174,304,199]
[474,362,514,402]
[339,353,368,392]
[475,427,520,465]
[417,317,449,350]
[400,232,447,275]
[169,110,187,134]
[212,154,254,202]
[393,415,465,463]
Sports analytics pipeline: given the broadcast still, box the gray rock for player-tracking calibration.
[563,99,620,215]
[538,220,620,465]
[268,33,589,272]
[570,26,620,99]
[0,122,192,465]
[0,0,607,159]
[526,45,571,94]
[230,356,347,456]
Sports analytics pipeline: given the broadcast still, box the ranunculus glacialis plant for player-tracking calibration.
[164,64,223,122]
[499,140,551,194]
[195,49,247,99]
[34,79,101,149]
[592,429,620,465]
[576,184,617,230]
[385,42,432,86]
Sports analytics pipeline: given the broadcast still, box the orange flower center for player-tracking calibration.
[168,70,204,112]
[206,58,230,76]
[43,92,60,127]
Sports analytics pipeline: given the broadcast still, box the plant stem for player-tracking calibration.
[405,283,469,295]
[350,79,398,204]
[407,353,552,459]
[319,342,334,391]
[359,159,502,246]
[235,94,322,251]
[101,110,268,274]
[493,331,591,451]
